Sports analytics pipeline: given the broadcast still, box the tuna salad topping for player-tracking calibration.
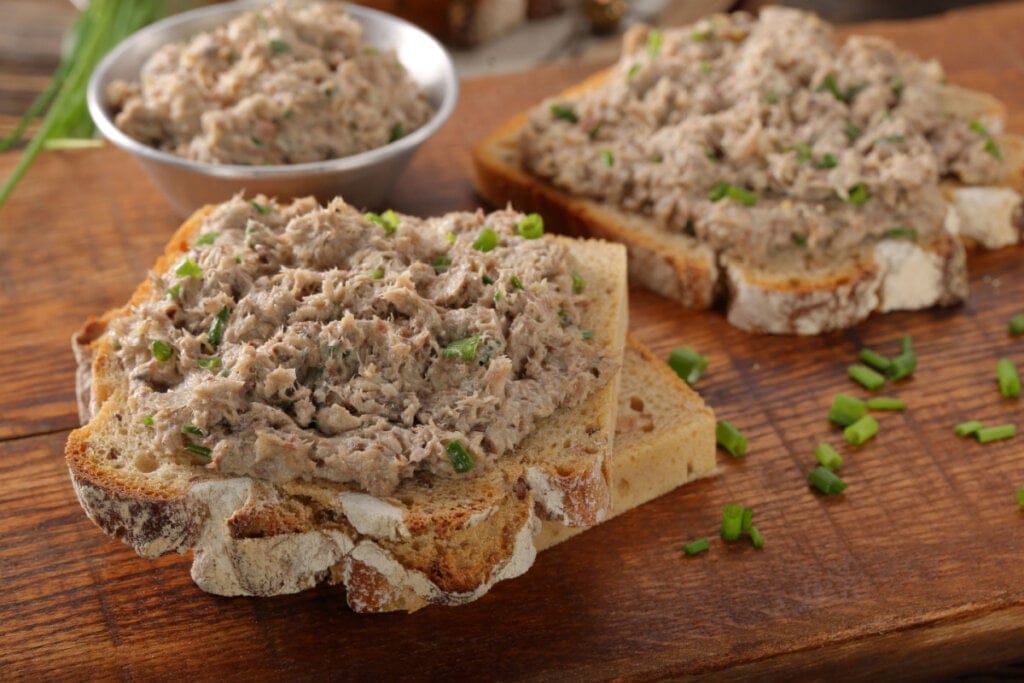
[107,1,434,165]
[520,8,1007,263]
[107,196,614,496]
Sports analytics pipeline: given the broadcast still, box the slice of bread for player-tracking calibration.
[472,70,1024,335]
[66,200,630,608]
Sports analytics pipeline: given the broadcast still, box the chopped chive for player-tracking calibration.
[667,347,708,385]
[976,424,1016,443]
[175,258,203,279]
[481,273,494,285]
[151,340,173,361]
[847,183,870,206]
[791,143,812,162]
[197,356,221,370]
[517,213,544,239]
[740,507,754,532]
[815,153,838,169]
[884,227,918,240]
[432,255,452,273]
[472,227,499,252]
[627,64,641,79]
[269,39,290,54]
[748,525,764,549]
[829,393,867,427]
[969,120,990,136]
[369,267,385,279]
[365,209,400,236]
[683,537,710,556]
[446,440,475,473]
[570,270,586,294]
[207,306,230,348]
[708,182,757,206]
[511,276,524,290]
[690,27,714,41]
[859,348,892,373]
[817,73,862,103]
[646,29,663,57]
[1009,314,1024,336]
[954,420,984,437]
[866,397,905,411]
[142,415,154,427]
[181,424,204,436]
[814,442,843,470]
[844,415,879,446]
[716,420,747,457]
[446,231,456,245]
[389,122,404,142]
[550,103,578,123]
[1017,488,1024,508]
[808,466,847,495]
[581,329,594,341]
[195,232,219,246]
[186,443,212,459]
[764,89,780,104]
[849,364,885,391]
[984,138,1002,160]
[887,344,917,381]
[167,283,181,300]
[600,149,614,167]
[720,503,744,541]
[442,336,481,362]
[997,358,1021,398]
[557,308,572,326]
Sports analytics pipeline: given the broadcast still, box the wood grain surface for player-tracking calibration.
[2,3,1024,679]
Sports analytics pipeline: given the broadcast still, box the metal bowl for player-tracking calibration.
[87,0,458,216]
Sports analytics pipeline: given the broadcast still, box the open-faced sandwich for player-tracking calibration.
[66,196,715,612]
[474,7,1024,334]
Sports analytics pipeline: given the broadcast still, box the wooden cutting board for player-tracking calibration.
[2,3,1024,679]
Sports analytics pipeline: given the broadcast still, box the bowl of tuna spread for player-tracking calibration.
[87,0,458,216]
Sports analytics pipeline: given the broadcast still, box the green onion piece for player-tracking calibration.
[954,420,984,437]
[369,267,385,279]
[446,231,456,245]
[969,119,990,136]
[481,273,494,285]
[646,29,663,57]
[748,525,765,549]
[175,258,203,279]
[389,122,404,142]
[815,153,838,169]
[818,73,862,103]
[844,121,862,141]
[847,183,870,206]
[446,440,475,473]
[900,335,913,354]
[984,139,1002,159]
[432,255,452,273]
[550,103,578,123]
[365,209,400,236]
[708,181,729,201]
[829,393,867,426]
[167,283,181,300]
[740,507,754,532]
[690,27,714,41]
[151,340,173,361]
[600,149,614,167]
[716,420,747,457]
[517,213,544,239]
[557,308,572,326]
[667,347,708,385]
[866,397,905,411]
[859,348,892,373]
[208,306,230,348]
[581,329,594,341]
[1016,487,1024,508]
[997,358,1021,398]
[708,182,757,206]
[764,90,780,104]
[571,270,586,294]
[848,364,885,391]
[142,415,154,427]
[442,336,481,362]
[186,444,212,460]
[976,424,1016,443]
[195,232,219,246]
[683,537,710,556]
[791,143,812,162]
[814,442,843,470]
[197,357,221,370]
[1009,314,1024,336]
[884,227,918,240]
[627,64,641,79]
[887,348,917,381]
[472,227,499,252]
[181,424,204,436]
[720,503,744,541]
[844,415,879,446]
[269,39,291,54]
[808,466,847,495]
[511,276,524,290]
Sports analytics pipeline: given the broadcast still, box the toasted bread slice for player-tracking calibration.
[473,71,1024,335]
[67,201,628,606]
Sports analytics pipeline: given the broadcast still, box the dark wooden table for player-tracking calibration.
[3,2,1024,680]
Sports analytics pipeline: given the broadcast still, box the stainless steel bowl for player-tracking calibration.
[87,1,458,216]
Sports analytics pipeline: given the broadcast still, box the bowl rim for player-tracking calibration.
[86,0,459,179]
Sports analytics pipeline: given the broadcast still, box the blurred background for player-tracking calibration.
[0,0,1009,139]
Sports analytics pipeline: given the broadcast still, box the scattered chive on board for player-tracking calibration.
[954,420,984,437]
[997,358,1021,398]
[849,364,886,391]
[683,538,710,556]
[859,348,892,373]
[1010,314,1024,336]
[866,397,905,411]
[814,442,843,470]
[829,394,867,427]
[844,415,879,446]
[720,504,744,541]
[748,526,765,549]
[667,347,707,385]
[715,420,747,457]
[1017,488,1024,508]
[808,466,847,495]
[976,424,1016,443]
[887,335,917,381]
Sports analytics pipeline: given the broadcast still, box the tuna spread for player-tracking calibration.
[106,196,614,496]
[519,8,1007,264]
[107,1,433,165]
